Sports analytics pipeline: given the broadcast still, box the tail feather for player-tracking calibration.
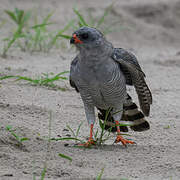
[134,77,152,116]
[98,94,150,132]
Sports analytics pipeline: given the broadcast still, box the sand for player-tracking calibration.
[0,0,180,179]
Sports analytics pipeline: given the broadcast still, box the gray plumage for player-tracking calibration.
[70,27,152,129]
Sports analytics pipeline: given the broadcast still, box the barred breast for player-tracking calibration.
[76,59,127,109]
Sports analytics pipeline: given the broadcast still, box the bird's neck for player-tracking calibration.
[79,41,113,63]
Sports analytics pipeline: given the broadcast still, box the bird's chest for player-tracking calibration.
[74,60,125,108]
[78,60,115,89]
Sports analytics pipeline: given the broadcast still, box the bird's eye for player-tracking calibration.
[81,33,89,39]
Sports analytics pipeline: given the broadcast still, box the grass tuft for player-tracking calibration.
[52,108,132,147]
[1,4,117,56]
[59,153,72,162]
[96,168,104,180]
[5,125,29,145]
[0,71,69,90]
[1,8,73,56]
[2,8,31,57]
[73,8,89,27]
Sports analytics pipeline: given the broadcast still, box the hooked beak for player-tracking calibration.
[70,37,75,44]
[70,34,83,44]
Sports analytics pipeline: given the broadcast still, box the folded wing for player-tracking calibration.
[112,48,152,116]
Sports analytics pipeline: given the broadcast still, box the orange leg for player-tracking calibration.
[115,121,134,146]
[78,124,96,147]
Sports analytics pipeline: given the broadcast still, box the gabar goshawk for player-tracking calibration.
[69,27,152,146]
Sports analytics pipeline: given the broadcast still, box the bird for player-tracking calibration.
[69,26,152,147]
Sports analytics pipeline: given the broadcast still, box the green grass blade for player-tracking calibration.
[5,125,30,143]
[40,166,46,180]
[31,22,54,29]
[0,72,68,87]
[2,23,24,57]
[98,107,113,145]
[57,20,74,35]
[94,128,99,140]
[96,3,113,28]
[112,109,123,115]
[78,21,83,27]
[0,75,37,84]
[99,109,111,139]
[41,76,65,85]
[101,126,113,141]
[0,75,16,80]
[11,132,20,141]
[96,168,104,180]
[2,36,17,57]
[73,8,89,26]
[5,125,12,130]
[98,119,104,130]
[20,137,29,142]
[47,20,74,50]
[22,11,31,24]
[2,37,10,41]
[59,153,72,162]
[76,122,83,138]
[15,76,40,84]
[33,173,36,180]
[43,11,54,24]
[16,9,24,25]
[34,28,41,49]
[55,71,69,76]
[6,125,20,141]
[52,71,69,79]
[66,125,76,138]
[40,11,54,32]
[4,10,17,23]
[57,34,71,39]
[58,77,68,80]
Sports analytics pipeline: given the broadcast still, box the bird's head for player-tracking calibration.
[70,27,105,51]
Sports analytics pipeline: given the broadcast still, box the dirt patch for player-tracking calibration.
[125,1,180,29]
[154,59,180,67]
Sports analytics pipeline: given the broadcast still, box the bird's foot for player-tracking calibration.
[78,138,96,147]
[115,135,134,146]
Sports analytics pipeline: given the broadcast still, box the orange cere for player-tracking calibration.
[73,34,83,44]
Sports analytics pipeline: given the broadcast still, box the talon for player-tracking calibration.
[78,138,96,147]
[115,121,134,146]
[77,124,96,147]
[115,135,134,146]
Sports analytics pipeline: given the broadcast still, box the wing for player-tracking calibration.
[112,48,152,116]
[70,56,79,93]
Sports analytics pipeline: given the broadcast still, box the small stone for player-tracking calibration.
[65,134,71,137]
[3,174,13,177]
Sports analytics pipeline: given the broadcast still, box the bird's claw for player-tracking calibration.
[115,135,134,146]
[78,138,96,147]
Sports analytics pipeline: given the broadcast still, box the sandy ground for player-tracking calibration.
[0,0,180,179]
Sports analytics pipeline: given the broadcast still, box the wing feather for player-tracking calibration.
[70,56,79,93]
[112,48,152,116]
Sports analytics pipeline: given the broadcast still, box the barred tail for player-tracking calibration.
[98,94,150,132]
[123,94,150,131]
